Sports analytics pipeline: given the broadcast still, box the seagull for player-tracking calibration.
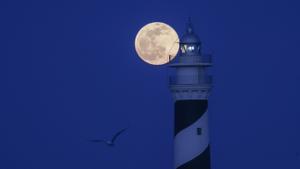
[89,128,127,147]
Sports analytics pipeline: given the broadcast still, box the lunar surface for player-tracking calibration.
[135,22,179,65]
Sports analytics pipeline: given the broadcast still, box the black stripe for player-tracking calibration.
[175,100,208,136]
[177,146,211,169]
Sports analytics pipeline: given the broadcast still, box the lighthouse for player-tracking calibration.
[169,19,213,169]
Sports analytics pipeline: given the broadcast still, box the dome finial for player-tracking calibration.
[181,17,201,44]
[186,17,193,34]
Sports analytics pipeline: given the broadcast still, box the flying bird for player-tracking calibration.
[89,128,127,147]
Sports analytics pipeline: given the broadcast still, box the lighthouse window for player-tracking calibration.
[187,46,195,51]
[181,44,200,54]
[181,46,186,53]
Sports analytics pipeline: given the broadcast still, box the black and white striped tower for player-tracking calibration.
[169,19,213,169]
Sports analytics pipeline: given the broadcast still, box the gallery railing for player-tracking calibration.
[169,75,212,86]
[178,54,212,64]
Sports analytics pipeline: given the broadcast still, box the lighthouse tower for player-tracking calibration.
[169,20,213,169]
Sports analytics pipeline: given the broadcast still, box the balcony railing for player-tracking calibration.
[178,54,212,64]
[169,75,212,86]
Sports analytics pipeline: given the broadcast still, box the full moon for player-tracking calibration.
[135,22,179,65]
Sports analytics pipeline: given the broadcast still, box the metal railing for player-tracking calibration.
[169,75,213,85]
[178,54,212,64]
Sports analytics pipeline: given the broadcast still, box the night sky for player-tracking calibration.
[0,0,300,169]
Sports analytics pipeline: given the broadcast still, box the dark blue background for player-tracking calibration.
[0,0,300,168]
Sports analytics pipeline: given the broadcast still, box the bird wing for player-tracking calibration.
[89,139,106,143]
[111,128,127,143]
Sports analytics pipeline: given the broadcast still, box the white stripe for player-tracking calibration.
[174,111,209,168]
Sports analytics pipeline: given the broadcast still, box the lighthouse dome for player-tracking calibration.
[180,19,201,54]
[180,19,201,44]
[181,33,200,44]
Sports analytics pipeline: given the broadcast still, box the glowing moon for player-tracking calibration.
[135,22,179,65]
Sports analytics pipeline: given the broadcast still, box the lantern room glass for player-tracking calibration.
[180,43,200,54]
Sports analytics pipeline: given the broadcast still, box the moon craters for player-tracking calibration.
[135,22,179,65]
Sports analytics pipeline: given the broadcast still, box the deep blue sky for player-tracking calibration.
[0,0,300,169]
